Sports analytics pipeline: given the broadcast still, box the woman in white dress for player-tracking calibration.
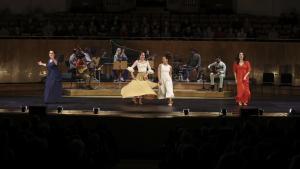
[121,52,157,104]
[158,56,174,106]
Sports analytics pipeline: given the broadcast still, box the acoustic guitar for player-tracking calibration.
[76,59,89,74]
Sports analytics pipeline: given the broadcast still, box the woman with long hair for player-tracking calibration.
[158,55,174,106]
[233,52,251,106]
[38,50,62,103]
[121,52,157,104]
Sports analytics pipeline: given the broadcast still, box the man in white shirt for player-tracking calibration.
[208,57,226,92]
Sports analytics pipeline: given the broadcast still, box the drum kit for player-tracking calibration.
[172,60,209,89]
[173,61,208,81]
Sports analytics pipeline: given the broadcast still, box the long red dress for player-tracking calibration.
[233,61,251,104]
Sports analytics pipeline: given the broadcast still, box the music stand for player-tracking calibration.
[199,68,208,90]
[201,74,207,90]
[94,65,103,89]
[113,61,128,88]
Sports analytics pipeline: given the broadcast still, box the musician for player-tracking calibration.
[145,49,155,61]
[184,49,201,82]
[90,55,101,69]
[145,49,156,81]
[113,48,122,61]
[208,57,226,92]
[113,48,128,82]
[89,54,101,80]
[76,56,92,89]
[68,48,78,78]
[83,48,92,64]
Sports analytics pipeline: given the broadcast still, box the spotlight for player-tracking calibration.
[258,108,264,115]
[288,108,296,116]
[21,105,28,112]
[93,107,100,114]
[220,108,227,116]
[57,106,63,114]
[183,108,190,116]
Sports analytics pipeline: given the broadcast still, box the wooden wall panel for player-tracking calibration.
[0,39,300,85]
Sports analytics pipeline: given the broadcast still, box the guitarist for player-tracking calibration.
[208,57,226,92]
[76,56,92,89]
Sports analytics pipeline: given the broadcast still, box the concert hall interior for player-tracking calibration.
[1,0,300,168]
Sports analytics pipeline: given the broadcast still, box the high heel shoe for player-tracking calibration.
[168,101,173,106]
[238,102,243,106]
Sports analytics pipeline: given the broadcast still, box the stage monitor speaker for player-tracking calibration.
[28,106,47,116]
[240,107,262,118]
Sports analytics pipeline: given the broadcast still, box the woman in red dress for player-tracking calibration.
[233,52,251,106]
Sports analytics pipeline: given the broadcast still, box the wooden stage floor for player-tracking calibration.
[0,82,299,118]
[62,81,233,98]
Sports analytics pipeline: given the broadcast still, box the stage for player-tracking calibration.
[0,82,300,118]
[0,82,299,118]
[0,95,298,118]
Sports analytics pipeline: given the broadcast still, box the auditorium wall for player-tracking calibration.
[0,39,300,85]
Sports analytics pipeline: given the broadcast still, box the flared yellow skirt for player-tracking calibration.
[121,73,158,98]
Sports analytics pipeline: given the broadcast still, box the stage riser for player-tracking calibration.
[63,89,233,98]
[62,82,235,91]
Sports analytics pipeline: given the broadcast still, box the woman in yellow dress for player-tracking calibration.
[121,52,157,104]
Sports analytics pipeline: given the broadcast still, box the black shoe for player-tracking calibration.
[210,85,214,91]
[218,88,223,92]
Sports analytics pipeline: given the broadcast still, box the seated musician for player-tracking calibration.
[184,49,201,82]
[68,48,79,78]
[82,48,92,65]
[76,56,92,89]
[208,57,226,92]
[89,54,101,80]
[113,48,128,82]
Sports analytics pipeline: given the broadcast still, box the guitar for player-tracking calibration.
[209,65,218,74]
[77,66,88,74]
[209,65,223,75]
[76,59,88,74]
